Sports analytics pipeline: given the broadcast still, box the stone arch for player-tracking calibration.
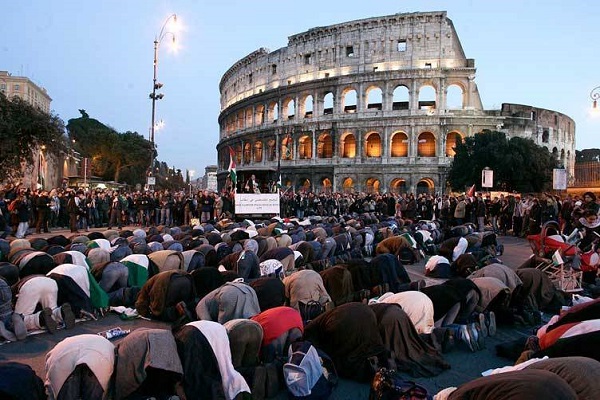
[446,84,464,109]
[390,178,407,194]
[298,177,311,192]
[542,129,549,143]
[268,101,279,122]
[365,132,382,157]
[253,141,263,163]
[366,177,381,193]
[342,88,357,113]
[417,178,435,195]
[304,95,314,118]
[298,135,312,159]
[236,110,244,129]
[267,139,276,161]
[255,104,265,125]
[418,132,437,157]
[243,142,251,164]
[552,147,558,161]
[392,85,410,110]
[321,177,332,194]
[323,92,334,115]
[342,177,355,193]
[418,85,436,110]
[446,131,463,157]
[317,132,333,158]
[341,132,357,158]
[245,107,253,127]
[391,131,409,157]
[281,136,294,160]
[234,144,242,165]
[283,98,295,119]
[366,86,383,111]
[560,148,565,167]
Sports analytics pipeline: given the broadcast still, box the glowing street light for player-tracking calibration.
[149,13,179,181]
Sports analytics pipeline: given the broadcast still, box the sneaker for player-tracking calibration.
[457,324,477,352]
[478,313,488,337]
[60,303,76,329]
[470,322,485,351]
[40,307,57,334]
[11,313,27,340]
[486,311,497,336]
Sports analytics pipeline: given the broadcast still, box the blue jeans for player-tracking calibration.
[160,208,171,226]
[98,263,128,294]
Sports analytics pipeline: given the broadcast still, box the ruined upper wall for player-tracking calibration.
[219,11,473,110]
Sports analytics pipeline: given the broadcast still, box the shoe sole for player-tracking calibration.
[487,311,497,336]
[478,313,488,337]
[41,307,57,334]
[61,303,76,329]
[459,326,476,352]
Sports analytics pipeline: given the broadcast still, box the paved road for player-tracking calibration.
[0,230,536,399]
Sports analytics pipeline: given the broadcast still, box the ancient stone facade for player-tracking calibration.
[216,11,575,194]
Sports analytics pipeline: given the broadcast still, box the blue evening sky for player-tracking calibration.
[2,0,599,176]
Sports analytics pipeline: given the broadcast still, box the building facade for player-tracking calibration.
[0,70,52,113]
[216,11,575,194]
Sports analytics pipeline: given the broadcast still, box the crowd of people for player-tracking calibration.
[0,183,599,399]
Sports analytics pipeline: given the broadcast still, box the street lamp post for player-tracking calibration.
[188,169,195,196]
[591,86,600,109]
[149,13,178,180]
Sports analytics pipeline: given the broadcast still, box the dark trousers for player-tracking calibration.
[35,209,49,233]
[69,213,78,233]
[57,364,104,400]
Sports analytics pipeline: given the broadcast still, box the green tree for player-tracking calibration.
[67,112,154,184]
[0,93,67,181]
[448,130,557,193]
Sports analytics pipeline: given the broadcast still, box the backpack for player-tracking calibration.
[369,368,431,400]
[283,341,337,400]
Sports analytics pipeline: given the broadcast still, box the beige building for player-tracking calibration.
[0,70,52,114]
[216,11,575,194]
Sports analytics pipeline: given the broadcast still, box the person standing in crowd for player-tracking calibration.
[48,189,60,229]
[66,190,82,233]
[108,191,124,229]
[475,194,487,232]
[35,190,50,234]
[160,189,173,227]
[199,190,214,223]
[213,192,222,221]
[14,190,31,239]
[244,174,260,193]
[97,191,109,227]
[454,195,466,226]
[136,191,152,227]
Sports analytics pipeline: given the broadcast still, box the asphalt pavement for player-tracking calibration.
[0,228,537,399]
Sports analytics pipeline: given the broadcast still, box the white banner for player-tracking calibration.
[147,176,156,185]
[481,169,493,188]
[235,193,280,214]
[553,168,567,190]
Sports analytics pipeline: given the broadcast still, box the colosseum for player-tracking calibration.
[216,11,575,194]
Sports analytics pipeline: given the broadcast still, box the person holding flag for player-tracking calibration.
[228,146,237,192]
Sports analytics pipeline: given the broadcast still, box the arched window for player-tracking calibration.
[391,132,408,157]
[237,111,244,129]
[342,177,354,193]
[366,178,380,193]
[281,136,293,160]
[267,140,276,161]
[417,178,434,195]
[243,143,251,164]
[343,89,357,113]
[446,84,464,109]
[446,131,463,157]
[542,130,549,143]
[366,133,381,157]
[299,178,311,192]
[552,147,558,160]
[418,85,436,110]
[255,105,265,125]
[268,102,279,122]
[323,92,334,115]
[366,86,382,111]
[342,134,356,158]
[284,98,295,120]
[418,132,436,157]
[560,149,565,166]
[234,144,242,165]
[299,135,312,159]
[393,85,409,110]
[322,178,332,194]
[253,141,263,163]
[304,95,314,118]
[390,178,407,194]
[245,108,253,127]
[317,133,333,158]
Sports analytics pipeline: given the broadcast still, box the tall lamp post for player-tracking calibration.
[591,86,600,109]
[188,169,195,196]
[149,13,178,178]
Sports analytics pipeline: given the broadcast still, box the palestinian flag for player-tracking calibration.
[228,146,237,188]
